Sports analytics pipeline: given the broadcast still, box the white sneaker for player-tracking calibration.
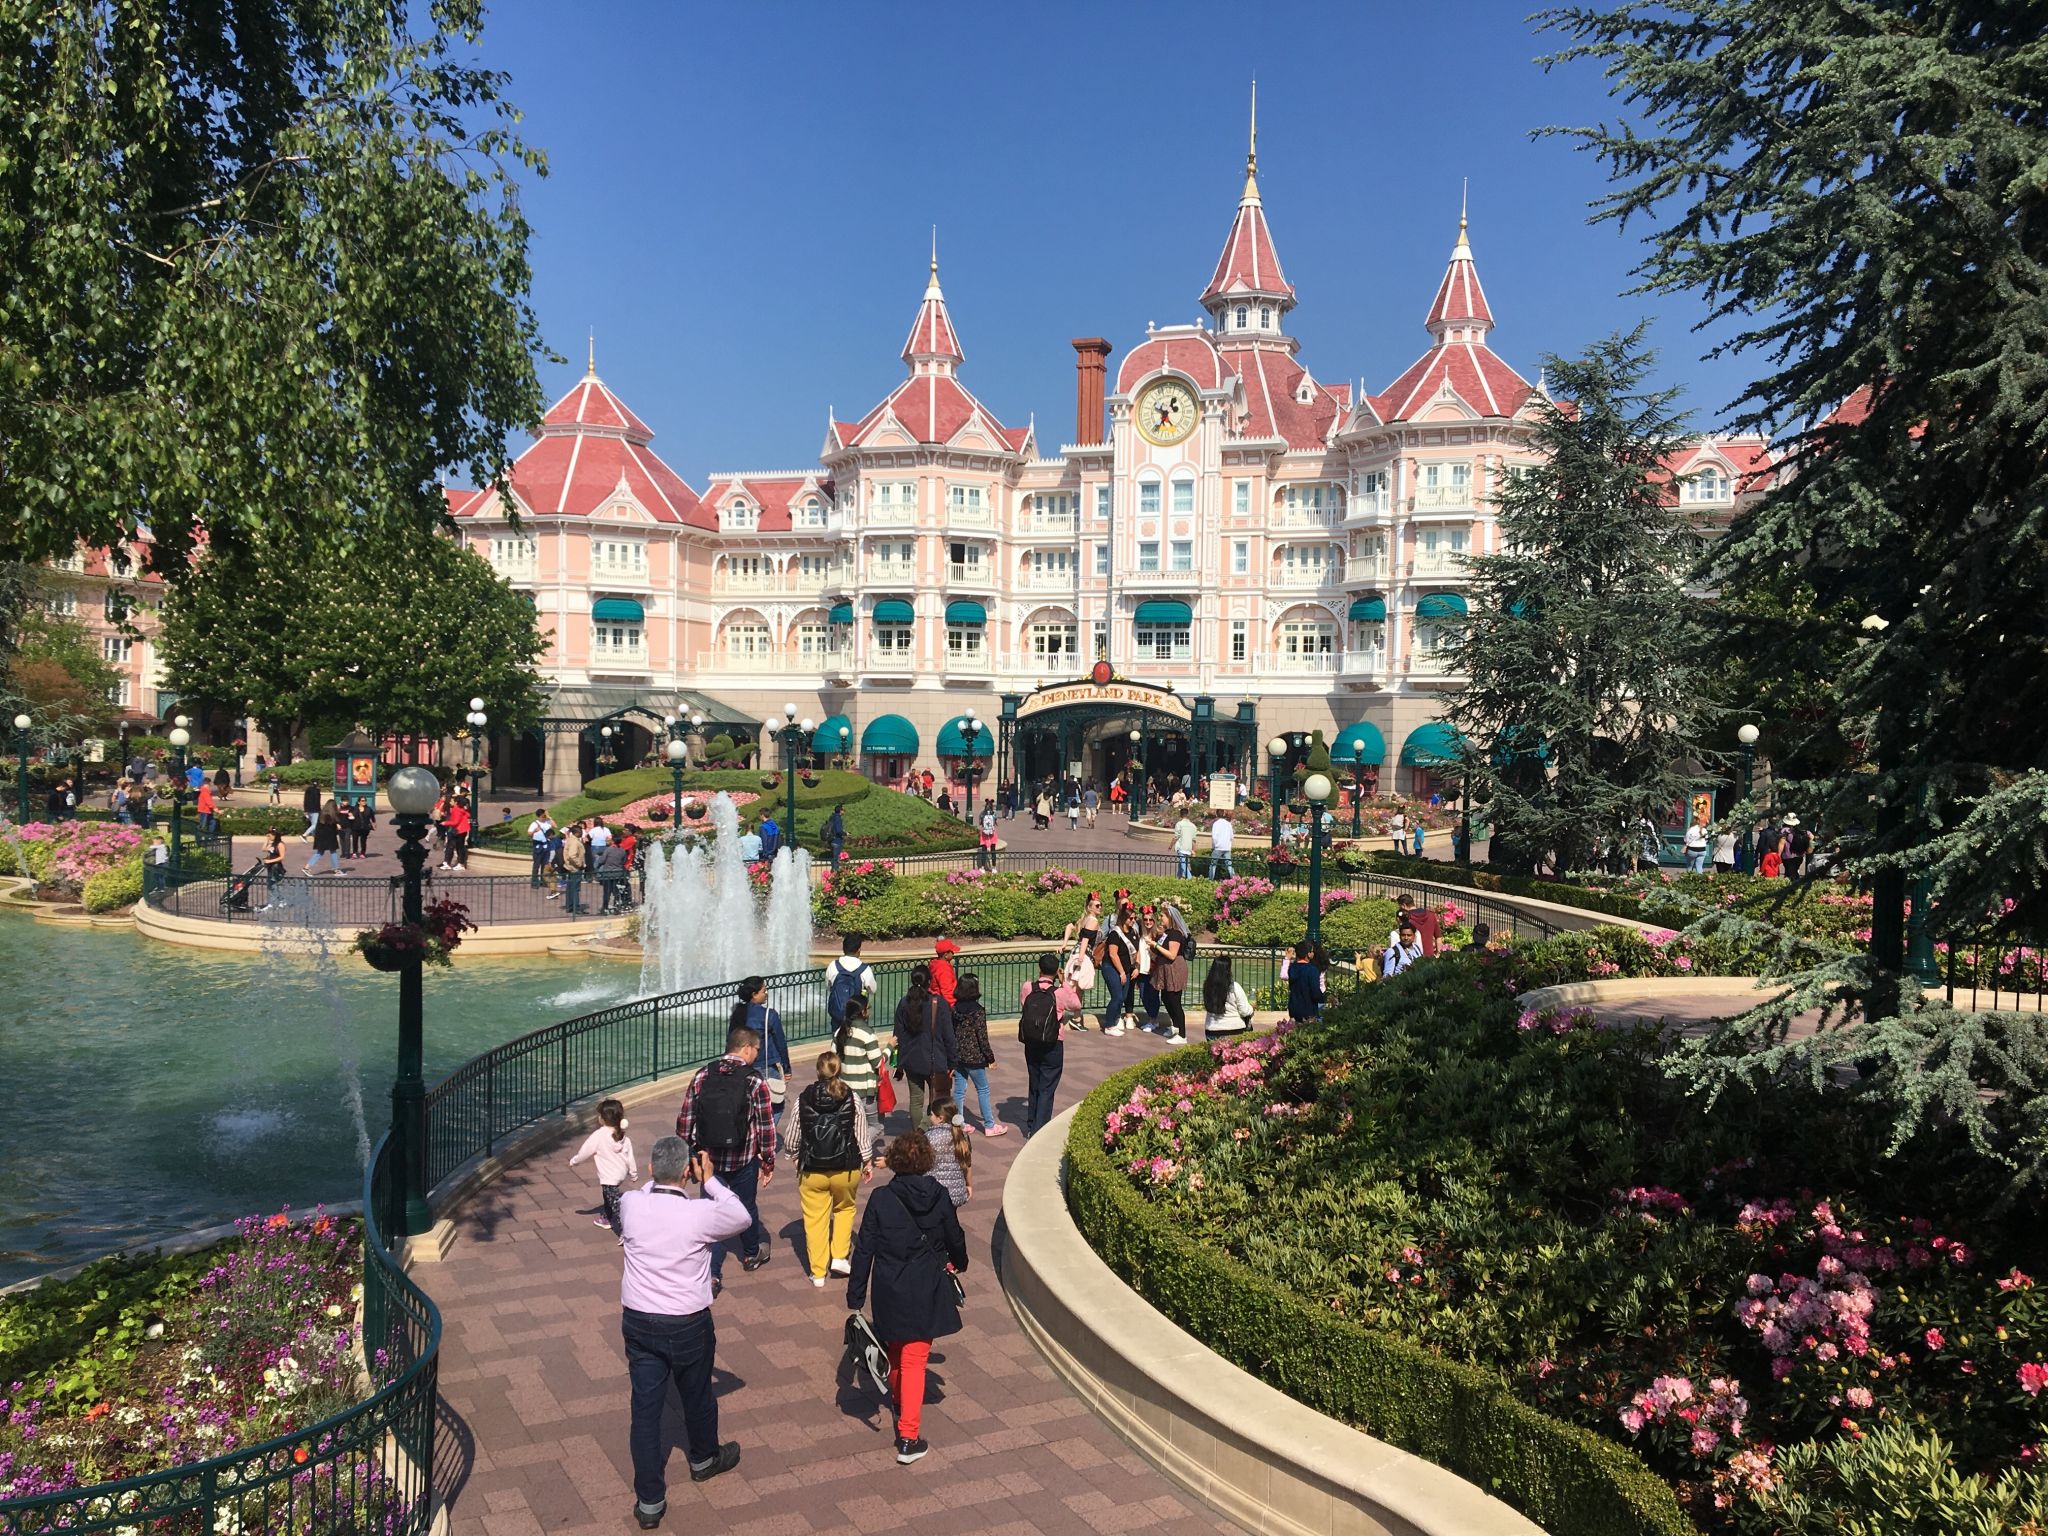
[1103,1025,1126,1037]
[828,1259,851,1277]
[1166,1032,1186,1043]
[811,1277,825,1288]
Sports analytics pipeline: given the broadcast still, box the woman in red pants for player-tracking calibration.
[845,1132,968,1463]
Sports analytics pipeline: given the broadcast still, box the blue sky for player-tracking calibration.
[472,1,1752,477]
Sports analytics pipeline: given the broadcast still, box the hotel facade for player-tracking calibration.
[429,133,1774,802]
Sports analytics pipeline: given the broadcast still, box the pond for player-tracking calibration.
[0,919,640,1286]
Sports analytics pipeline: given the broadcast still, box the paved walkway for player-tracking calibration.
[428,1027,1245,1536]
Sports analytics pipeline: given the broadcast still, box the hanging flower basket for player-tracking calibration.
[800,773,819,788]
[761,773,781,791]
[646,804,671,822]
[351,898,474,973]
[683,800,707,822]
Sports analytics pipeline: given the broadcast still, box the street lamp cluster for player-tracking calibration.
[12,713,30,826]
[955,714,985,820]
[770,702,814,841]
[1263,732,1333,943]
[465,696,488,796]
[167,714,192,874]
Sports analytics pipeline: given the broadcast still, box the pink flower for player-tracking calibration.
[1925,1328,1945,1351]
[1618,1406,1646,1434]
[2018,1362,2048,1397]
[1690,1427,1720,1456]
[1999,1269,2035,1291]
[1845,1387,1873,1409]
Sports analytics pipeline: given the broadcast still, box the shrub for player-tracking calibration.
[1071,950,2048,1532]
[82,859,144,912]
[1068,1054,1695,1536]
[815,866,1220,940]
[1743,1423,2048,1532]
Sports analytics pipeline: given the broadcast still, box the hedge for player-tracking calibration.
[1337,851,1667,926]
[1065,1057,1698,1536]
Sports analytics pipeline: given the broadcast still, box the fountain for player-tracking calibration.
[636,792,813,996]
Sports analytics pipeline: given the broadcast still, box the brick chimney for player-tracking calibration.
[1071,338,1112,445]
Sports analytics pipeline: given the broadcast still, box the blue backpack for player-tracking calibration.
[826,959,866,1028]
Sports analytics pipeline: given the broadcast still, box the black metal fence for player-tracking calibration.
[146,872,582,928]
[420,943,1337,1184]
[1943,933,2048,1013]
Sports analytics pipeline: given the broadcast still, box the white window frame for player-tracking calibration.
[1093,543,1109,578]
[103,636,132,663]
[1231,540,1249,575]
[1133,622,1193,663]
[1230,619,1248,662]
[1136,540,1160,573]
[1170,477,1195,514]
[1233,480,1250,515]
[1030,622,1079,665]
[1138,479,1161,517]
[945,625,985,660]
[1169,539,1194,573]
[1094,484,1110,519]
[873,623,914,659]
[723,500,756,530]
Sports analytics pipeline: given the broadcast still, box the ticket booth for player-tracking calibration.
[327,727,380,811]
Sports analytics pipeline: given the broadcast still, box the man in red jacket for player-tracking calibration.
[1394,893,1441,956]
[930,937,960,1006]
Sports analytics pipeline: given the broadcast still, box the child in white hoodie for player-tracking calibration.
[568,1098,635,1240]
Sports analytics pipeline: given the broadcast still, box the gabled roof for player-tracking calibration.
[844,373,1020,452]
[448,370,708,527]
[1115,331,1230,395]
[1219,342,1345,449]
[705,475,835,533]
[1658,436,1779,501]
[1378,343,1533,422]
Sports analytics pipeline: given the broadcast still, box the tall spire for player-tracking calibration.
[1242,80,1260,205]
[586,329,596,376]
[1425,189,1493,340]
[902,232,963,374]
[1202,83,1294,330]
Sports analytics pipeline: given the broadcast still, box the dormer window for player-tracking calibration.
[726,499,755,529]
[799,496,826,527]
[1234,304,1248,329]
[1259,305,1272,331]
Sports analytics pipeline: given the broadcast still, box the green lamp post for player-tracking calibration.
[1127,727,1145,821]
[12,713,29,826]
[385,763,442,1238]
[957,714,986,821]
[1350,763,1366,839]
[774,702,812,844]
[465,697,488,802]
[1267,734,1288,852]
[665,736,689,825]
[1304,769,1333,945]
[167,715,191,876]
[1736,723,1759,873]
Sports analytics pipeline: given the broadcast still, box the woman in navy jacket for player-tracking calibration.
[846,1132,968,1464]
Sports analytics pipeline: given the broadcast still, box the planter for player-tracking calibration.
[361,943,409,973]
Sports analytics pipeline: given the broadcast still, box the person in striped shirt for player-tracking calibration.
[832,996,888,1159]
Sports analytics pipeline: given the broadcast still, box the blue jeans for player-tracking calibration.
[1686,848,1708,873]
[1101,968,1128,1034]
[1175,850,1191,878]
[953,1065,994,1130]
[708,1160,762,1280]
[306,848,340,873]
[1208,851,1234,878]
[622,1306,719,1507]
[1023,1040,1064,1137]
[561,871,582,913]
[1139,976,1162,1022]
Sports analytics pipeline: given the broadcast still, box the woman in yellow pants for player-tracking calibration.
[780,1052,874,1285]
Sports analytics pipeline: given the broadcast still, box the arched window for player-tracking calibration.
[725,499,755,530]
[800,496,825,526]
[1259,305,1272,331]
[1234,304,1248,329]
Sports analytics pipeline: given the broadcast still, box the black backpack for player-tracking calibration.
[1165,907,1196,964]
[692,1064,752,1153]
[1018,981,1061,1046]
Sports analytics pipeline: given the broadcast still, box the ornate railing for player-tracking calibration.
[0,1142,440,1535]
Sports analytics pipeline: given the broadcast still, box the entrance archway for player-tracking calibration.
[995,675,1260,813]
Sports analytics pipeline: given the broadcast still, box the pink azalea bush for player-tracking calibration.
[0,820,142,893]
[1093,942,2048,1531]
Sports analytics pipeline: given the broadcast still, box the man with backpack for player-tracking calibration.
[675,1024,777,1291]
[1016,952,1067,1138]
[825,934,876,1032]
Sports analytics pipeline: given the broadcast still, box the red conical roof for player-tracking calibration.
[1424,214,1493,336]
[901,249,963,370]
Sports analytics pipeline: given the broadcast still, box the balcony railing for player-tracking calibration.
[865,648,917,677]
[1120,567,1193,588]
[711,651,783,672]
[867,503,916,524]
[1414,484,1474,512]
[1272,566,1342,589]
[1345,493,1393,523]
[944,647,994,674]
[590,645,649,669]
[1269,509,1338,530]
[1407,650,1464,681]
[1022,513,1079,535]
[1339,651,1387,681]
[1016,568,1078,590]
[713,573,780,593]
[1270,652,1339,674]
[1410,550,1473,579]
[1344,554,1391,586]
[946,563,997,589]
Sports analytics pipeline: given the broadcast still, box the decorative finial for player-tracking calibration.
[924,226,943,299]
[1241,80,1262,205]
[587,330,596,376]
[1453,180,1471,258]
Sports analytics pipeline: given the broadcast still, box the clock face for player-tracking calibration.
[1136,377,1199,447]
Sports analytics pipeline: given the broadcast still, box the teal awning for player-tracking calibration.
[828,602,853,625]
[814,713,853,749]
[872,599,915,624]
[1347,596,1387,622]
[1415,592,1468,619]
[1400,721,1469,767]
[937,717,991,757]
[860,714,918,755]
[1133,599,1192,625]
[592,597,644,624]
[1493,727,1551,768]
[944,600,986,626]
[1331,722,1387,766]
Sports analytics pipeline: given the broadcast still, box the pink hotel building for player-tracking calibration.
[448,134,1774,801]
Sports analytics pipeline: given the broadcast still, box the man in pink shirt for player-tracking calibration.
[619,1137,749,1526]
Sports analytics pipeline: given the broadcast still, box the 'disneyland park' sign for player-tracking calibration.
[1017,677,1190,722]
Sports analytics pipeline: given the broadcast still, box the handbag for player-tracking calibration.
[891,1185,965,1305]
[875,1067,897,1116]
[843,1311,891,1396]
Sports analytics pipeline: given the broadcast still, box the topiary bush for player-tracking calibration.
[81,859,144,912]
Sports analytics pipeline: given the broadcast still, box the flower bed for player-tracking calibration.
[1070,952,2048,1532]
[0,1210,404,1515]
[813,863,1221,940]
[611,789,757,826]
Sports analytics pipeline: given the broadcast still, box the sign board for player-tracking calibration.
[1207,771,1237,811]
[1016,677,1191,722]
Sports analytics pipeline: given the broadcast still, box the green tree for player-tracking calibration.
[157,529,548,748]
[0,1,547,574]
[1543,0,2048,1194]
[1705,567,1861,786]
[1445,328,1715,874]
[4,605,119,742]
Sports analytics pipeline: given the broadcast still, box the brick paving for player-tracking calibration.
[428,1026,1245,1536]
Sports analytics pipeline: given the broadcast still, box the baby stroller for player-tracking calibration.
[220,861,262,913]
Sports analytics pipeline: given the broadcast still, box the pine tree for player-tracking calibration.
[1542,0,2048,1196]
[1446,327,1715,875]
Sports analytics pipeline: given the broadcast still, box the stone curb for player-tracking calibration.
[1515,975,1784,1013]
[997,1106,1547,1536]
[131,896,627,956]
